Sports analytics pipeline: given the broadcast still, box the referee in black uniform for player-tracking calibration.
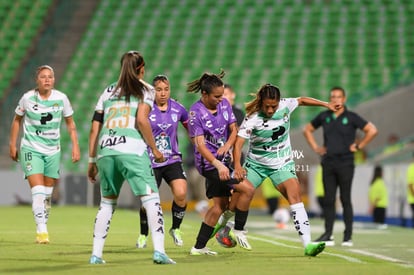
[303,86,378,247]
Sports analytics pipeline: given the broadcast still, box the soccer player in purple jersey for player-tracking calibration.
[187,70,255,255]
[136,75,189,248]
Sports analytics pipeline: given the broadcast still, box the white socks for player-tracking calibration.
[44,186,53,223]
[31,185,47,233]
[92,193,164,258]
[92,198,117,258]
[290,202,311,247]
[141,193,165,253]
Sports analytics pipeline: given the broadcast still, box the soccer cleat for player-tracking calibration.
[210,210,235,238]
[169,228,183,247]
[232,229,252,250]
[89,255,106,264]
[153,251,176,264]
[35,232,49,244]
[313,233,334,246]
[136,234,148,248]
[305,242,326,257]
[341,240,353,247]
[190,247,218,256]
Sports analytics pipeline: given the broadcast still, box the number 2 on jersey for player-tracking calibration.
[106,106,130,129]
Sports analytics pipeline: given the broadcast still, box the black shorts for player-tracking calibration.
[202,169,239,199]
[153,162,186,188]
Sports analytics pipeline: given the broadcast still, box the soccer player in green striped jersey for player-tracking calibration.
[87,51,175,265]
[231,83,341,256]
[9,65,80,244]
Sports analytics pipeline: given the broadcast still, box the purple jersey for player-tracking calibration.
[188,99,237,173]
[148,98,188,168]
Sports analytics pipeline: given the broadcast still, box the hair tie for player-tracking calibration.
[136,62,145,71]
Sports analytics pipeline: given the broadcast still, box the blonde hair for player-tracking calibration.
[36,65,54,77]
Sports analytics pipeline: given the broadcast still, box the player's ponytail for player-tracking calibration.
[113,51,147,102]
[187,70,225,94]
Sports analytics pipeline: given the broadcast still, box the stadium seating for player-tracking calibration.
[0,0,53,98]
[4,0,413,171]
[58,0,414,171]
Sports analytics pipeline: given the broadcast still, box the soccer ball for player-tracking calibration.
[215,224,237,248]
[272,208,290,224]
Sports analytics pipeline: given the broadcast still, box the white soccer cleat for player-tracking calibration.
[169,228,184,247]
[232,229,252,250]
[190,247,218,256]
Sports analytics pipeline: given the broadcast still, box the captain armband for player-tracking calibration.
[92,111,103,123]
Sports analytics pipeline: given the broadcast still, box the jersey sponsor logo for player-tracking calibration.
[100,129,127,149]
[155,133,172,156]
[215,125,226,135]
[35,130,55,137]
[149,113,156,121]
[40,113,53,125]
[100,135,127,149]
[157,122,171,131]
[271,126,286,140]
[206,135,226,148]
[342,117,348,125]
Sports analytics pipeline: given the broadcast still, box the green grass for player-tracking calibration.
[0,206,413,274]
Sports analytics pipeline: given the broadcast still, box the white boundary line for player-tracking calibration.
[249,235,364,263]
[251,232,414,268]
[349,249,414,268]
[249,222,414,268]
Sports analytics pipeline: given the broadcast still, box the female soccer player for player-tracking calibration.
[9,65,80,244]
[187,70,254,255]
[136,74,189,248]
[232,83,342,256]
[87,51,175,264]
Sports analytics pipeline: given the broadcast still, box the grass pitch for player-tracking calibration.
[0,205,413,274]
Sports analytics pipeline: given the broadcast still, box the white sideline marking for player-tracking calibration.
[252,232,414,268]
[249,235,364,263]
[349,249,414,268]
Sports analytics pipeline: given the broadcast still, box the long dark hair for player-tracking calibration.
[371,166,383,185]
[113,51,147,102]
[245,83,281,117]
[186,70,225,94]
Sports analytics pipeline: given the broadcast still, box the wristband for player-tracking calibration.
[89,157,97,163]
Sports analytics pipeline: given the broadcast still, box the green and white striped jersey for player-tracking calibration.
[238,98,299,169]
[15,89,74,155]
[95,81,155,159]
